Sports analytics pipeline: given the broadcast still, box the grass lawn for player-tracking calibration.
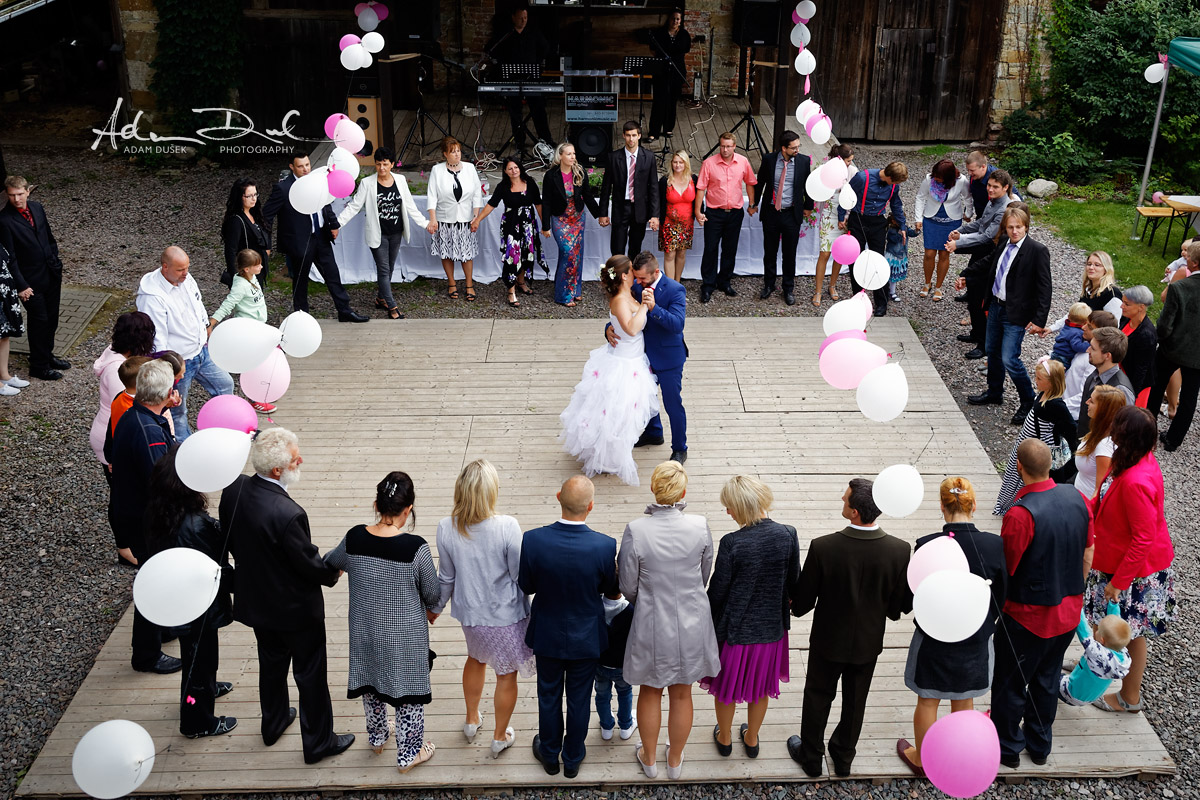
[1033,199,1186,317]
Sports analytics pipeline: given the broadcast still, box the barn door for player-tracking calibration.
[806,0,878,140]
[867,1,937,140]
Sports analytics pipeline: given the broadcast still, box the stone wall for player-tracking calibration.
[989,0,1051,137]
[116,0,159,110]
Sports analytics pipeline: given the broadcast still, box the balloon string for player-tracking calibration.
[912,425,935,466]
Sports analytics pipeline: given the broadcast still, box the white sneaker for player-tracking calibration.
[619,716,637,740]
[0,383,18,396]
[4,376,29,388]
[600,726,614,741]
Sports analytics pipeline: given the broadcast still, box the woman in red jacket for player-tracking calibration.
[1086,406,1176,713]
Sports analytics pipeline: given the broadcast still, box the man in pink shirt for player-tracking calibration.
[694,133,757,303]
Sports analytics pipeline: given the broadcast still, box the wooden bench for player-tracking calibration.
[1136,206,1184,253]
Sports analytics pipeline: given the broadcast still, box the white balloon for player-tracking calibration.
[361,31,385,54]
[907,535,970,594]
[340,43,363,70]
[873,463,925,517]
[820,157,848,188]
[359,50,374,69]
[789,23,811,48]
[208,318,282,373]
[794,49,816,76]
[795,98,821,126]
[357,6,380,31]
[809,115,832,145]
[856,362,909,422]
[1144,62,1166,84]
[839,183,858,211]
[806,169,835,203]
[853,249,890,290]
[133,547,221,626]
[327,146,359,175]
[175,427,253,493]
[279,310,324,358]
[796,0,816,19]
[822,294,872,336]
[914,570,991,643]
[846,163,859,180]
[73,720,156,799]
[289,169,329,215]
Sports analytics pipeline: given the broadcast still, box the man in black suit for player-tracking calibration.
[0,176,70,380]
[220,427,355,763]
[751,131,812,306]
[966,206,1053,425]
[598,122,661,258]
[787,478,911,778]
[262,150,367,322]
[518,475,618,780]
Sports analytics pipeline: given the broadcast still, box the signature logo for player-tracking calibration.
[90,98,319,151]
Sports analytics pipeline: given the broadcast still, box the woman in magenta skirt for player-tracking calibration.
[702,476,801,758]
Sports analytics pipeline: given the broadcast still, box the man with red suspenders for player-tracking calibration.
[838,162,909,317]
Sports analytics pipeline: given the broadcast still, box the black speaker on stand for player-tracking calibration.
[569,123,612,169]
[732,0,781,47]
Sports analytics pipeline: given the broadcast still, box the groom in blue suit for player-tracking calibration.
[606,250,689,462]
[519,475,618,779]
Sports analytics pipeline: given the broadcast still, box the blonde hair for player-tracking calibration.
[939,476,975,516]
[650,461,688,505]
[668,149,693,179]
[1083,251,1117,297]
[1097,614,1132,650]
[720,475,774,527]
[1078,385,1126,457]
[553,142,585,187]
[451,459,499,536]
[1067,302,1092,325]
[1036,358,1066,404]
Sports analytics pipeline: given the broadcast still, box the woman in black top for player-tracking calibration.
[541,143,601,307]
[994,358,1077,512]
[702,476,800,759]
[1119,285,1157,400]
[646,9,692,142]
[145,446,237,739]
[221,178,271,286]
[472,157,547,308]
[897,476,1006,777]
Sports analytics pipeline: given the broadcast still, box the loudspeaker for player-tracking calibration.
[347,80,385,166]
[569,123,612,169]
[732,0,781,47]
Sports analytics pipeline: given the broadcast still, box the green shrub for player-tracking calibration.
[1001,131,1101,184]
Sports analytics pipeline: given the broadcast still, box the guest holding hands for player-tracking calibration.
[619,461,720,780]
[325,472,439,772]
[813,144,854,304]
[1146,248,1200,451]
[1118,285,1157,404]
[542,142,601,307]
[472,157,547,308]
[658,150,697,282]
[221,178,271,286]
[913,159,970,301]
[702,476,800,760]
[427,136,483,301]
[432,459,532,759]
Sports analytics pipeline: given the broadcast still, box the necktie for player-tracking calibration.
[450,169,463,202]
[627,152,636,201]
[311,212,320,235]
[993,242,1017,297]
[775,157,788,211]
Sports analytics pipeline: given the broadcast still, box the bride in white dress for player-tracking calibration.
[559,254,661,485]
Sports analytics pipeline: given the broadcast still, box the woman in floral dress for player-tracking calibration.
[542,143,600,306]
[658,150,696,282]
[812,143,855,305]
[472,157,547,308]
[0,242,27,396]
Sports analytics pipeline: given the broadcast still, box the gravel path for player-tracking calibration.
[0,143,1195,800]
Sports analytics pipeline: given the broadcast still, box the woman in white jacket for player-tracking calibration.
[913,159,971,301]
[337,146,429,319]
[427,137,484,301]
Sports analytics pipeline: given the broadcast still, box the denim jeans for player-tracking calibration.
[985,300,1034,405]
[172,345,235,441]
[370,230,405,308]
[594,664,633,731]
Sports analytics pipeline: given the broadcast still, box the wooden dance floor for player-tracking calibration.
[19,318,1174,795]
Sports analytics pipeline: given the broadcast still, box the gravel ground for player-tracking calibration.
[1,141,1196,800]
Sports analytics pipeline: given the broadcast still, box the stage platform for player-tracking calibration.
[18,318,1174,796]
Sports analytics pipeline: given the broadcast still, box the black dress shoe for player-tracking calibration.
[1160,432,1179,452]
[304,732,356,764]
[634,433,664,448]
[563,762,580,779]
[700,288,712,303]
[670,449,687,464]
[713,724,732,757]
[1011,404,1033,426]
[1030,753,1048,766]
[263,707,297,746]
[532,734,559,775]
[786,735,821,777]
[721,285,738,297]
[784,292,796,306]
[833,761,852,777]
[338,310,369,323]
[1000,753,1020,769]
[739,723,759,758]
[956,333,977,343]
[954,293,969,302]
[873,306,887,317]
[215,681,233,698]
[759,286,774,300]
[184,716,238,739]
[133,653,183,674]
[964,347,986,360]
[31,368,62,381]
[49,356,71,370]
[967,392,1003,406]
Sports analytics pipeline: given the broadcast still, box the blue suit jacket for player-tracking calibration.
[518,521,618,660]
[633,274,688,371]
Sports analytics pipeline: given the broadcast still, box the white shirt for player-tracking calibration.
[625,148,639,201]
[259,474,289,493]
[848,523,881,531]
[135,270,209,359]
[1074,436,1114,498]
[557,518,587,526]
[994,235,1026,302]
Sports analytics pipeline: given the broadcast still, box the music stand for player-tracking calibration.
[398,57,449,163]
[622,56,657,131]
[704,68,768,160]
[495,63,544,159]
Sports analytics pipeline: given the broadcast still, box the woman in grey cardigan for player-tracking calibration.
[702,476,801,760]
[619,461,720,780]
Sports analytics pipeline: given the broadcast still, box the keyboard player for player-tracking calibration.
[488,7,556,157]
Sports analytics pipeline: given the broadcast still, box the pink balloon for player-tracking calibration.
[324,113,348,140]
[371,2,389,21]
[354,3,369,15]
[791,9,800,22]
[818,329,867,357]
[854,289,874,317]
[922,710,1000,798]
[339,34,361,52]
[327,167,355,198]
[1152,191,1165,204]
[907,535,970,593]
[820,157,848,189]
[818,339,888,390]
[333,117,366,155]
[196,394,258,434]
[239,348,291,404]
[831,233,861,265]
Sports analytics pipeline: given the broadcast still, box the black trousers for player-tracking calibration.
[179,620,220,735]
[609,199,647,258]
[700,207,744,290]
[649,71,684,137]
[126,525,164,670]
[1146,350,1200,448]
[506,95,553,150]
[798,651,877,771]
[285,238,351,315]
[253,624,337,759]
[845,212,889,312]
[761,207,801,293]
[955,241,1000,345]
[22,275,61,371]
[990,614,1073,760]
[534,654,598,769]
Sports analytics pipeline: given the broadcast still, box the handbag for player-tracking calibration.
[1034,408,1073,471]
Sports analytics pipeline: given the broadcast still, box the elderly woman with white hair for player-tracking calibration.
[541,142,601,306]
[620,461,720,780]
[1119,284,1157,403]
[432,458,531,760]
[702,476,800,761]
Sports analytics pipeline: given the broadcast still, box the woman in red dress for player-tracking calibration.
[658,150,697,282]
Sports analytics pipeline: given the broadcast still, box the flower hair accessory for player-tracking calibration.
[383,481,397,498]
[948,486,967,494]
[606,266,617,280]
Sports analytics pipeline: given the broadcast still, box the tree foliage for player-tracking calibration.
[149,0,244,134]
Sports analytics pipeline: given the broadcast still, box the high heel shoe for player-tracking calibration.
[463,712,485,740]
